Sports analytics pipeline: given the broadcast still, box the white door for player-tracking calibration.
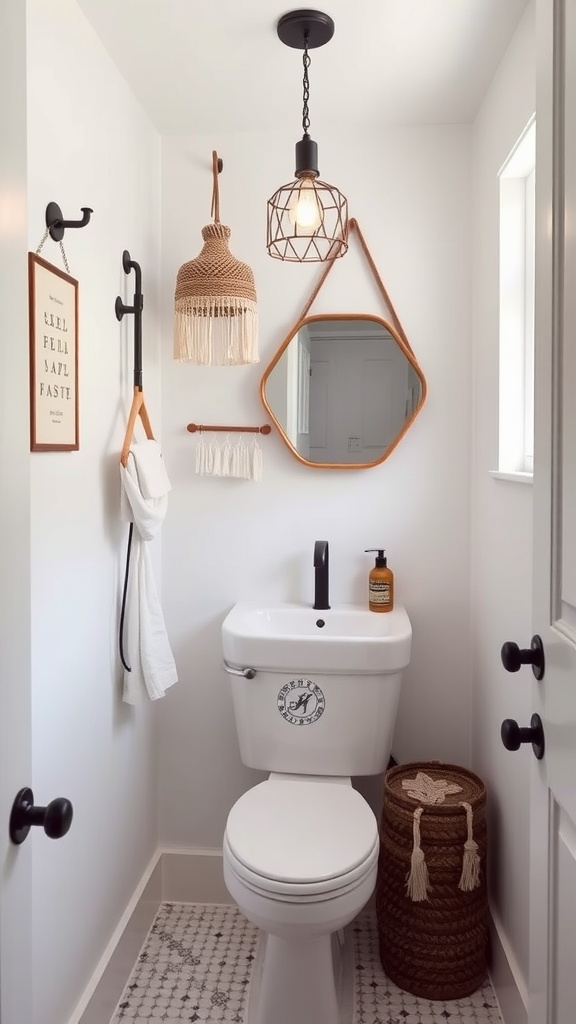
[0,3,33,1021]
[309,339,408,463]
[528,1,576,1020]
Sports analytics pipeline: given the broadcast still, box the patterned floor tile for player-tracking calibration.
[353,910,501,1024]
[109,904,502,1024]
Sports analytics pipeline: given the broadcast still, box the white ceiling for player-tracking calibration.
[76,0,529,134]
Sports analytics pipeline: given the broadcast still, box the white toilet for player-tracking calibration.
[222,603,412,1024]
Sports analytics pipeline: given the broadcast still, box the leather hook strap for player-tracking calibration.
[296,217,414,356]
[210,150,223,223]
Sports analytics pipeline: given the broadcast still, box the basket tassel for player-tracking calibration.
[459,801,481,891]
[406,807,430,901]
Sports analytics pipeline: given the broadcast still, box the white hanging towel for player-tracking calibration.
[120,439,178,704]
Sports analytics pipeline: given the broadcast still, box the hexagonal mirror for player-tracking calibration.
[260,313,427,468]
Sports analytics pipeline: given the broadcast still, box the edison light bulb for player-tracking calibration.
[288,176,323,231]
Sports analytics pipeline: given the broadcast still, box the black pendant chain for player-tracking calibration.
[302,33,311,136]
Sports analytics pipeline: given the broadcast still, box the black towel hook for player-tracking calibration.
[45,202,93,242]
[115,250,144,389]
[116,249,146,674]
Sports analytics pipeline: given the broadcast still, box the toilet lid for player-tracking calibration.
[225,778,378,885]
[224,831,379,901]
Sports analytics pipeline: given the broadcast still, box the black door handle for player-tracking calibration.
[9,787,73,845]
[501,635,545,680]
[501,713,545,760]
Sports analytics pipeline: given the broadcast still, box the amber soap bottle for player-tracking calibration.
[365,549,394,613]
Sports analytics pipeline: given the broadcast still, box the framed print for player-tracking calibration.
[28,252,79,451]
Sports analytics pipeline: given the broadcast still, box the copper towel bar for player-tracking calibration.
[187,423,271,434]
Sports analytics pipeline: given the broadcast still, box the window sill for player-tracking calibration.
[489,470,533,485]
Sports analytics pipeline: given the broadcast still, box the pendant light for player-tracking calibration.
[267,9,348,263]
[174,151,258,365]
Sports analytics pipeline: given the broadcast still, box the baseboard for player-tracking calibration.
[72,849,230,1024]
[488,913,528,1024]
[73,851,163,1024]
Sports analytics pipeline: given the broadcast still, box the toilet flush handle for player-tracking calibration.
[223,660,257,680]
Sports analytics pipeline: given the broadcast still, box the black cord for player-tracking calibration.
[119,523,133,672]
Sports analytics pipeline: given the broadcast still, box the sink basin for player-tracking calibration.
[221,601,412,674]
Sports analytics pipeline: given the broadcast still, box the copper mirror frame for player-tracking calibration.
[260,312,427,469]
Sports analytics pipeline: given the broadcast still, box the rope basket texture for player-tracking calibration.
[376,761,488,1001]
[174,223,258,365]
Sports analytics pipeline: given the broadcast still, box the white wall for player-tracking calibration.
[26,3,161,1022]
[471,0,535,999]
[159,125,473,847]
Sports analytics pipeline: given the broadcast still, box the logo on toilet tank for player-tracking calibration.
[277,679,325,726]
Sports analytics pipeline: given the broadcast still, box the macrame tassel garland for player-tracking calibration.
[251,437,263,482]
[194,433,263,481]
[174,152,258,365]
[406,807,431,902]
[459,801,482,892]
[211,438,222,476]
[195,434,208,475]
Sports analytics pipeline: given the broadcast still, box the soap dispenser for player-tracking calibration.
[365,549,394,613]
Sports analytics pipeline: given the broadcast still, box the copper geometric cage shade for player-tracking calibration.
[267,8,349,263]
[267,177,348,262]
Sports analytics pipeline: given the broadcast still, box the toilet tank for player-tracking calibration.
[222,603,412,777]
[226,667,406,776]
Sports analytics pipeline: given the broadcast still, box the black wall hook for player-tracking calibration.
[45,201,93,242]
[115,250,144,389]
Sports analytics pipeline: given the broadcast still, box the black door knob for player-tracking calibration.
[501,713,545,760]
[9,787,73,845]
[501,635,545,680]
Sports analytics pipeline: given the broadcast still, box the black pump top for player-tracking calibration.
[365,548,387,568]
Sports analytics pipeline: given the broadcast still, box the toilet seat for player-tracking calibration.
[224,776,379,902]
[224,832,378,903]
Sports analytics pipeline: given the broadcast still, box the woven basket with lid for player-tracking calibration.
[376,761,489,1000]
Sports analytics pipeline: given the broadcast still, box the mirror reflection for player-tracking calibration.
[261,314,426,468]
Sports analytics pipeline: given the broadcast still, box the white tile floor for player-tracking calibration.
[109,903,503,1024]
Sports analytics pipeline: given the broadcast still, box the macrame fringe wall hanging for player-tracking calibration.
[195,433,263,481]
[186,423,270,482]
[174,151,259,365]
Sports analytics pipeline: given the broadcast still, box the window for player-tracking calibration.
[497,117,535,476]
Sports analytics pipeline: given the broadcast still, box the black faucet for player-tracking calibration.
[313,541,330,610]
